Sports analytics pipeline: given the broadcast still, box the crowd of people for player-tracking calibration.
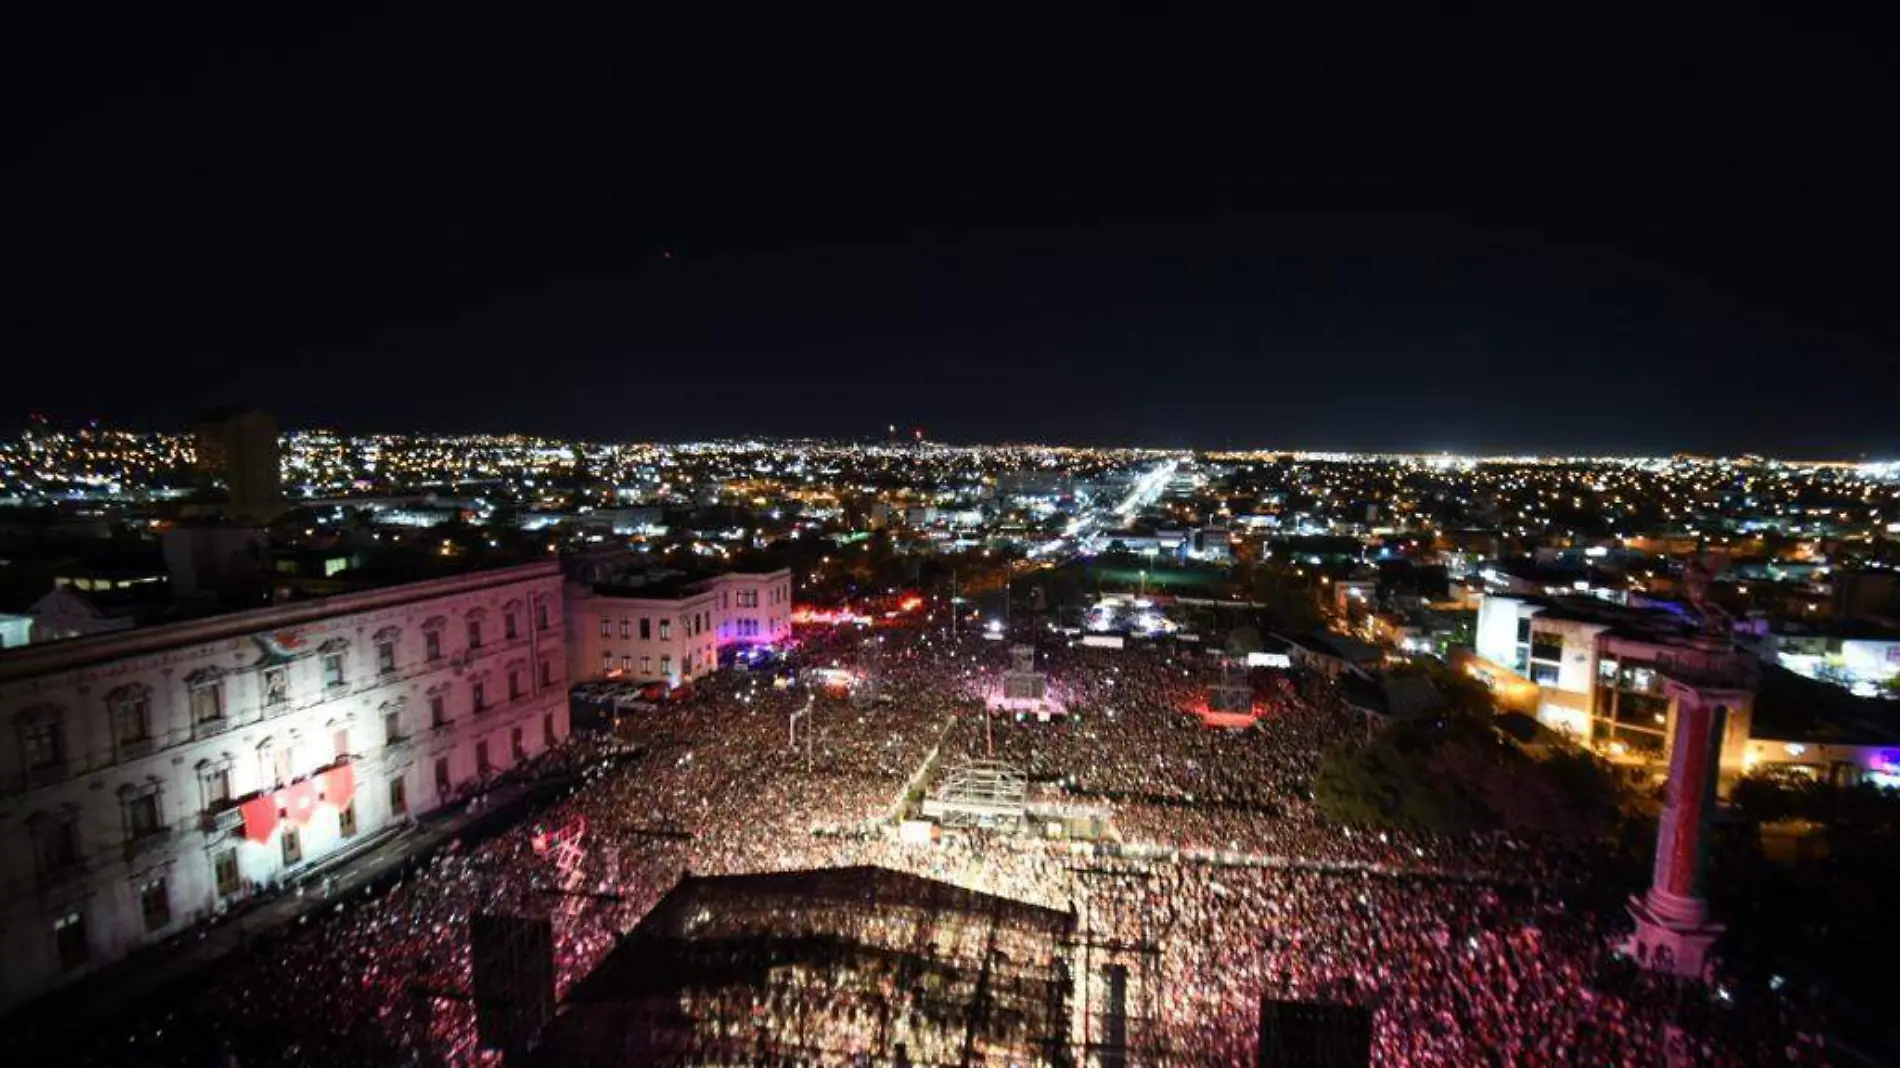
[27,620,1830,1066]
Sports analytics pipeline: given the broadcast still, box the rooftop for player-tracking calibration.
[1751,665,1900,747]
[0,559,559,684]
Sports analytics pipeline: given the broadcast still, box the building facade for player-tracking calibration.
[193,408,284,521]
[566,569,793,687]
[0,561,568,1012]
[1472,593,1754,774]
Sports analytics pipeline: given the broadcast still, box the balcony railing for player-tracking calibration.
[124,826,174,863]
[192,716,236,741]
[200,805,244,835]
[22,763,69,791]
[116,737,157,761]
[34,860,87,895]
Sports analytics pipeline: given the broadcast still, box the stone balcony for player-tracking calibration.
[200,804,245,835]
[123,826,175,864]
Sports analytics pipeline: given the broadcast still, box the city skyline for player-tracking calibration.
[12,415,1900,465]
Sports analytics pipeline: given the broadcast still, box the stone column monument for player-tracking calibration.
[1624,681,1738,978]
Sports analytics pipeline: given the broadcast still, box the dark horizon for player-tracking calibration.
[7,13,1897,456]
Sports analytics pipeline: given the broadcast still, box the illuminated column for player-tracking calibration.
[1625,684,1734,978]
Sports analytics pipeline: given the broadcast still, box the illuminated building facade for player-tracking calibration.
[565,568,793,688]
[1473,593,1754,772]
[0,561,568,1012]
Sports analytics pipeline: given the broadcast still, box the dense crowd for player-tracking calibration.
[25,622,1828,1066]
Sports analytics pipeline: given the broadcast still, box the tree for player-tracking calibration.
[1313,712,1622,837]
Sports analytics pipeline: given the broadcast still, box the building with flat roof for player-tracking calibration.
[192,409,284,522]
[0,560,568,1012]
[562,556,792,688]
[1472,592,1756,774]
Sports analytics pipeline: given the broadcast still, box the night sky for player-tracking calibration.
[7,12,1896,455]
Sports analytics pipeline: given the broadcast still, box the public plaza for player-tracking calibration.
[4,616,1830,1067]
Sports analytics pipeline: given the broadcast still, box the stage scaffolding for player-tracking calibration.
[921,759,1029,830]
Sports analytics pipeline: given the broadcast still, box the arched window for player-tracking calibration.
[372,625,401,675]
[106,683,153,751]
[184,667,227,732]
[14,704,68,779]
[117,779,165,843]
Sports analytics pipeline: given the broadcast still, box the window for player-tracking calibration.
[536,598,549,630]
[111,690,151,748]
[476,740,492,776]
[659,654,672,677]
[1531,662,1561,686]
[140,877,170,932]
[333,727,351,761]
[338,800,357,838]
[600,616,611,639]
[263,667,289,706]
[434,757,452,797]
[23,719,64,770]
[54,911,88,971]
[430,693,448,728]
[472,681,487,713]
[1529,632,1564,664]
[540,659,553,688]
[389,776,408,817]
[639,617,651,640]
[509,670,523,701]
[376,641,397,674]
[34,813,81,875]
[659,620,672,641]
[621,655,632,672]
[619,617,630,639]
[466,619,483,650]
[322,653,345,689]
[601,651,614,673]
[270,743,292,787]
[641,655,652,675]
[1515,618,1533,643]
[425,630,442,662]
[190,681,224,725]
[504,612,519,641]
[543,713,556,747]
[203,763,232,809]
[385,708,402,743]
[281,825,302,866]
[213,847,239,896]
[511,725,525,761]
[124,791,161,840]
